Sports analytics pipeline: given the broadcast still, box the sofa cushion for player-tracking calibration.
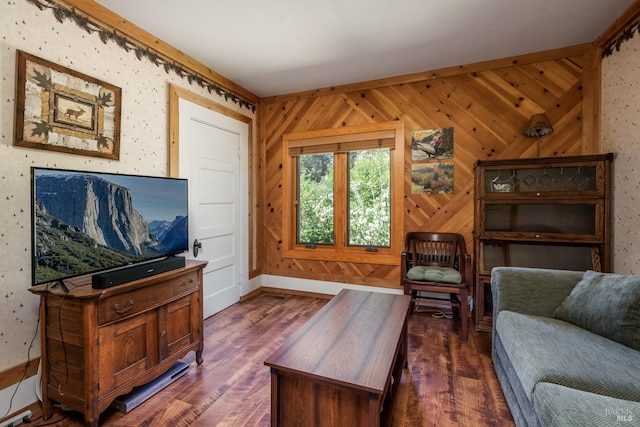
[493,335,544,427]
[495,310,640,403]
[406,266,461,284]
[534,382,640,427]
[553,270,640,351]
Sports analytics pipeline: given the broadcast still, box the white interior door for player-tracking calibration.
[178,99,248,319]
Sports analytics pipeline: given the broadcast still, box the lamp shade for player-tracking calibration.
[524,114,553,137]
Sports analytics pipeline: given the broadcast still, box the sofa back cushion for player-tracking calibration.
[553,270,640,350]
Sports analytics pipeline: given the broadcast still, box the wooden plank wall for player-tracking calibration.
[260,46,597,289]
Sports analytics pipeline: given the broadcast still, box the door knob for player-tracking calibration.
[193,239,202,257]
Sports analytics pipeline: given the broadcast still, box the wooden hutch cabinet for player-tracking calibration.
[473,154,612,332]
[29,260,208,427]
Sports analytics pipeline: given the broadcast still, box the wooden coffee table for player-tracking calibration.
[264,289,412,427]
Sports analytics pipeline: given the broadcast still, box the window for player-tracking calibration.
[282,122,404,264]
[297,152,335,245]
[347,149,391,247]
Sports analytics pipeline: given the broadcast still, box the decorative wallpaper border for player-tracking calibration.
[602,18,640,58]
[27,0,256,112]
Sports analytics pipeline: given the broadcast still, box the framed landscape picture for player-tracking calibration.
[411,161,454,194]
[13,50,121,160]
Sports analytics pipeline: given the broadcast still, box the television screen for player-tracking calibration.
[31,167,188,285]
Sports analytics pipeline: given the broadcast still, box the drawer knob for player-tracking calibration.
[114,300,134,314]
[535,234,541,238]
[160,330,167,337]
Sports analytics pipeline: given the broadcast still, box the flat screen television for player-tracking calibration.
[31,167,189,286]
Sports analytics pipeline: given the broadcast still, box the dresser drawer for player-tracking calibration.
[98,271,199,325]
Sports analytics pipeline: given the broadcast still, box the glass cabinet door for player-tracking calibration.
[481,163,603,197]
[478,241,599,275]
[480,201,603,241]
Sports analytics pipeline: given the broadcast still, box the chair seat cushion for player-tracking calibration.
[406,266,462,284]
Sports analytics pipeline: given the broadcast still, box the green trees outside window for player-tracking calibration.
[297,153,334,244]
[297,148,390,248]
[348,149,390,247]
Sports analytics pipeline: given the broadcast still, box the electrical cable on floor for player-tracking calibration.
[32,414,69,426]
[430,310,454,319]
[414,305,454,319]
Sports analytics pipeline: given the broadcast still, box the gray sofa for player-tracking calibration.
[491,267,640,427]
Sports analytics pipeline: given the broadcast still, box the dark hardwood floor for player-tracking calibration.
[25,292,514,426]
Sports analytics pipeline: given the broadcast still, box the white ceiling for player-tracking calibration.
[95,0,634,98]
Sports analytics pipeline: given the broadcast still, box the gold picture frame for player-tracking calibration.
[13,50,121,160]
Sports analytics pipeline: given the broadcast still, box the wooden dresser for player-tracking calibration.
[29,260,207,427]
[473,154,612,332]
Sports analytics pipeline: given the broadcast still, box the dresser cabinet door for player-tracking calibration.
[98,310,158,397]
[158,292,199,361]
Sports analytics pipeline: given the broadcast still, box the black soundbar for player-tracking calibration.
[92,256,186,289]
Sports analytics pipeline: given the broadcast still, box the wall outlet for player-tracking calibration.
[0,410,32,427]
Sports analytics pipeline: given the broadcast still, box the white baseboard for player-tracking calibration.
[0,375,37,421]
[246,276,473,311]
[240,275,262,297]
[258,274,403,296]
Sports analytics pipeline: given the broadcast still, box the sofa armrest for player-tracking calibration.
[491,267,583,320]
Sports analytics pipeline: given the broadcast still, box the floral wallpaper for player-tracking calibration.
[0,0,253,381]
[601,31,640,274]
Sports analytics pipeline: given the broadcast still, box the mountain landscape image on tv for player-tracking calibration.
[32,167,189,285]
